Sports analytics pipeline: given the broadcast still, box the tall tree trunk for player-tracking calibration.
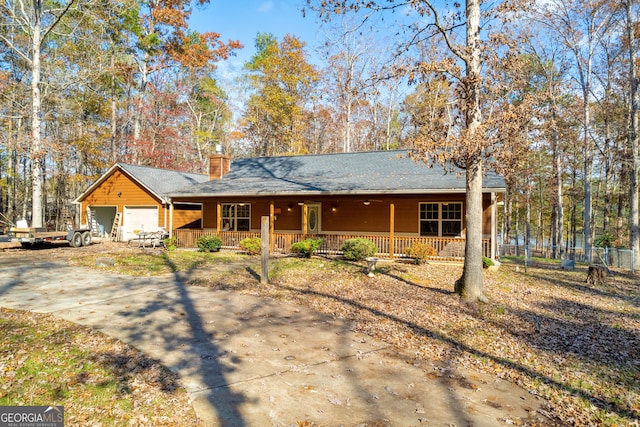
[537,170,544,252]
[110,53,118,164]
[385,89,395,150]
[30,0,44,228]
[582,88,593,262]
[22,157,29,220]
[7,116,17,223]
[617,161,628,241]
[344,102,352,152]
[526,177,531,261]
[505,178,514,247]
[515,199,520,256]
[132,56,149,165]
[455,0,487,303]
[553,109,564,259]
[627,0,640,264]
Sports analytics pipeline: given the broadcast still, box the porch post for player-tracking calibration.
[169,200,174,238]
[261,216,270,284]
[269,201,275,252]
[389,203,395,260]
[163,202,168,230]
[216,202,222,235]
[491,192,497,261]
[302,203,308,238]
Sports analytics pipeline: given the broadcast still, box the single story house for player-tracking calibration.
[168,150,505,260]
[74,163,208,241]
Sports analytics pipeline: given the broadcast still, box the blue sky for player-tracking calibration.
[189,0,324,72]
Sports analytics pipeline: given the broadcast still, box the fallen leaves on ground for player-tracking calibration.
[9,241,639,426]
[202,257,639,427]
[0,308,201,426]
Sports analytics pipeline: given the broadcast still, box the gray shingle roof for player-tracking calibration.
[170,150,505,198]
[117,163,209,197]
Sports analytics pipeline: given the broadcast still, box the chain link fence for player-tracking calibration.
[498,244,636,273]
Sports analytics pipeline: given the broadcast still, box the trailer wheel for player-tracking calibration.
[81,231,92,246]
[70,232,83,248]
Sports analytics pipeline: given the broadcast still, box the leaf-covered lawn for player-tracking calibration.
[0,308,201,426]
[69,249,248,276]
[196,257,639,426]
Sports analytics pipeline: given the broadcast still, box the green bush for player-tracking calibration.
[341,238,378,261]
[594,232,615,248]
[196,235,222,252]
[163,237,177,251]
[405,242,437,264]
[482,256,495,268]
[239,237,261,255]
[290,238,322,258]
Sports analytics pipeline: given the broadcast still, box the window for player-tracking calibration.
[419,202,462,237]
[221,203,250,231]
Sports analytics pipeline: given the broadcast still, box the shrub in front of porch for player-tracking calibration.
[291,238,322,258]
[196,235,222,252]
[482,256,494,268]
[341,238,378,261]
[405,242,437,264]
[164,237,178,251]
[239,237,261,255]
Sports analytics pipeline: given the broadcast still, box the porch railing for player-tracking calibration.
[173,228,490,260]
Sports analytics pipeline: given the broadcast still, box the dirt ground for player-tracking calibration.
[0,235,146,256]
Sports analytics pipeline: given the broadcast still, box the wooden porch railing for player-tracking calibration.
[173,229,491,260]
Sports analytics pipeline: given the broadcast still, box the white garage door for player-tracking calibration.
[123,206,158,241]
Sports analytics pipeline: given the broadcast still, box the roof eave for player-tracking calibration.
[75,163,167,204]
[169,187,506,199]
[74,163,120,203]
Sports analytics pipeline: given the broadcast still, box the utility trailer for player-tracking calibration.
[9,227,93,248]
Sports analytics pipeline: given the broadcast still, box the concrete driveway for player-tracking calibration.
[0,252,547,426]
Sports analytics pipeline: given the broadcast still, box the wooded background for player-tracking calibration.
[0,0,638,264]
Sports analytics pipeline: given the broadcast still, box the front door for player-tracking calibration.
[306,203,320,234]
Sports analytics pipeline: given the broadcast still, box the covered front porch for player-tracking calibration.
[172,229,491,261]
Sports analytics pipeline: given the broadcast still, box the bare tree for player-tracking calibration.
[625,0,640,264]
[537,0,619,262]
[319,14,376,152]
[0,0,93,228]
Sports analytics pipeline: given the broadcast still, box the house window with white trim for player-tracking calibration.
[419,202,463,237]
[221,203,250,231]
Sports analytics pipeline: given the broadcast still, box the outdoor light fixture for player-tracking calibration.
[117,191,122,197]
[287,204,292,212]
[331,205,337,212]
[363,200,370,206]
[298,202,304,206]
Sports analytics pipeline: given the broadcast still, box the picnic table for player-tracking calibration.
[128,231,167,249]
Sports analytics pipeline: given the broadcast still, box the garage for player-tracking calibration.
[89,206,117,238]
[75,163,208,242]
[123,206,159,241]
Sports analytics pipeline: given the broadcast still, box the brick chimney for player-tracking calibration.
[209,145,230,180]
